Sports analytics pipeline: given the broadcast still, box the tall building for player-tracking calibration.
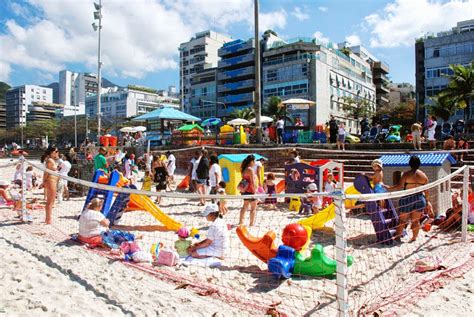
[179,31,232,113]
[26,102,63,122]
[262,36,376,131]
[348,45,390,110]
[415,19,474,124]
[0,101,6,130]
[85,86,172,119]
[5,85,53,128]
[59,70,99,116]
[189,67,218,118]
[217,38,255,118]
[388,82,415,106]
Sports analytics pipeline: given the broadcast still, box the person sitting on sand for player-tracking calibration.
[0,181,13,204]
[300,183,322,215]
[188,204,229,260]
[443,135,456,151]
[174,227,192,258]
[78,198,110,246]
[217,181,228,215]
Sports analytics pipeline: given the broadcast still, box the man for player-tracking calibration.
[57,154,72,203]
[443,135,456,150]
[276,117,285,144]
[166,151,176,183]
[329,115,338,144]
[253,157,265,189]
[93,147,108,172]
[411,122,423,150]
[195,149,209,206]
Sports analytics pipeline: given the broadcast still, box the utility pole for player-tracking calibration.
[254,0,262,143]
[93,0,103,144]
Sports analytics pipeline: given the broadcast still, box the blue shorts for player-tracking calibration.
[196,179,207,185]
[399,193,426,213]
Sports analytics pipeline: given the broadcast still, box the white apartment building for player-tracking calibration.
[179,30,232,113]
[5,85,53,128]
[59,70,99,116]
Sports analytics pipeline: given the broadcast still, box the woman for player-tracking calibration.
[239,154,258,226]
[42,147,60,224]
[386,156,433,242]
[153,156,168,205]
[188,204,229,260]
[456,137,469,162]
[337,122,346,151]
[427,115,437,149]
[195,149,209,206]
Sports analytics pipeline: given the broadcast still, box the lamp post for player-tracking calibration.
[74,103,77,147]
[254,0,262,143]
[92,1,102,144]
[85,114,89,141]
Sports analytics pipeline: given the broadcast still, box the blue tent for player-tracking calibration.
[132,106,201,122]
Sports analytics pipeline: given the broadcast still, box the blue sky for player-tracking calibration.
[1,0,473,89]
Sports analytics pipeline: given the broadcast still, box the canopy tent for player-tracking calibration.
[177,123,204,132]
[133,126,147,132]
[132,107,201,122]
[281,98,316,105]
[227,118,250,126]
[249,116,273,124]
[120,127,135,133]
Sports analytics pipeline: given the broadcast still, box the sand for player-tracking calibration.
[0,158,472,316]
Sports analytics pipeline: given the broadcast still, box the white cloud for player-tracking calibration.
[291,7,309,21]
[365,0,474,48]
[345,34,361,46]
[0,0,287,82]
[313,31,330,44]
[318,6,328,13]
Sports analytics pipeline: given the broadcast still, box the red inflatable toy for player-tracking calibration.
[282,223,308,251]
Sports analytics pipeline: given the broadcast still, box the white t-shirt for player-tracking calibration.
[209,163,222,187]
[338,126,346,135]
[59,160,72,177]
[294,156,300,163]
[26,171,33,189]
[13,169,22,181]
[191,157,200,180]
[79,209,106,238]
[253,160,262,177]
[197,217,229,258]
[124,159,132,178]
[325,181,335,193]
[276,119,284,129]
[167,154,176,174]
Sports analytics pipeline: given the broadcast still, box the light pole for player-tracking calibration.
[85,114,89,141]
[74,104,77,147]
[254,0,262,143]
[92,1,102,144]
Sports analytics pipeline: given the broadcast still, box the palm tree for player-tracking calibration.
[263,96,293,124]
[429,97,456,122]
[229,107,255,120]
[438,62,474,123]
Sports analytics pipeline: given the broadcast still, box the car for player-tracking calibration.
[345,134,360,144]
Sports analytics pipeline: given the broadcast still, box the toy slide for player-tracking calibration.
[353,175,398,245]
[298,203,336,230]
[106,185,137,224]
[82,170,120,214]
[128,194,182,231]
[236,225,278,263]
[276,180,285,194]
[177,175,190,190]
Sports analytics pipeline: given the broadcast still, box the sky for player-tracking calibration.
[0,0,473,89]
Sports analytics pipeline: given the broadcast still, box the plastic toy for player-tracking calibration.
[177,175,190,190]
[150,242,163,260]
[293,244,354,276]
[189,227,200,239]
[276,179,285,194]
[236,225,278,263]
[128,194,182,231]
[267,245,296,279]
[218,154,267,195]
[281,223,308,251]
[82,169,120,214]
[288,196,301,212]
[156,249,179,266]
[386,125,401,143]
[353,175,398,245]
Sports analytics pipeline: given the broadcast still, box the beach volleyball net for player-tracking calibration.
[5,157,472,316]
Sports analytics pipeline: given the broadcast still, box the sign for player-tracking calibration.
[286,104,310,110]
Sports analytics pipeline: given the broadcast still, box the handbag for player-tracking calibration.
[237,178,249,193]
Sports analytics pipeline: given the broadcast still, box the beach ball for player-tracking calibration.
[282,223,308,251]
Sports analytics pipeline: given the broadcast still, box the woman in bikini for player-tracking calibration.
[386,156,433,242]
[42,147,60,224]
[239,155,258,227]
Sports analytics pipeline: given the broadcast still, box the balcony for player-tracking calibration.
[218,40,254,57]
[373,73,390,82]
[219,92,254,104]
[376,84,390,94]
[218,54,254,68]
[217,79,255,93]
[373,61,389,74]
[217,66,254,81]
[376,95,389,104]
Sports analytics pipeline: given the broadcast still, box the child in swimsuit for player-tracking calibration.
[370,159,386,209]
[263,173,277,209]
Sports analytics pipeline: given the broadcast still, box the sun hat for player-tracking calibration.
[305,183,318,191]
[371,159,383,169]
[177,227,190,239]
[0,180,8,186]
[202,204,219,217]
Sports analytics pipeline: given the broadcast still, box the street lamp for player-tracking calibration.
[92,0,102,144]
[74,103,77,147]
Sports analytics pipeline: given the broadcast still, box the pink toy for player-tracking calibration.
[120,241,141,254]
[282,223,309,251]
[177,227,190,239]
[157,249,179,266]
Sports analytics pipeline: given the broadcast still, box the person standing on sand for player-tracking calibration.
[411,122,422,150]
[385,156,433,242]
[329,115,338,144]
[166,151,176,184]
[427,116,437,150]
[239,155,258,227]
[276,117,285,144]
[42,147,60,224]
[94,147,108,172]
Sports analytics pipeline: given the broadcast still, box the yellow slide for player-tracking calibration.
[129,194,182,231]
[297,185,360,230]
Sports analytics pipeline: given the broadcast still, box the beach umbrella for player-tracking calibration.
[120,127,135,133]
[133,126,147,132]
[227,118,250,126]
[201,118,221,127]
[249,116,273,124]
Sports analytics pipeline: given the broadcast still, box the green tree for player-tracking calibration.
[229,107,255,120]
[263,96,293,123]
[428,97,456,122]
[437,62,474,123]
[24,119,59,140]
[341,96,373,131]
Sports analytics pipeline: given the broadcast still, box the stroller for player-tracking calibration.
[441,122,453,140]
[386,125,402,143]
[453,120,465,140]
[368,126,380,143]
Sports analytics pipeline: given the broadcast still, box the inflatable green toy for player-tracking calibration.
[293,244,354,276]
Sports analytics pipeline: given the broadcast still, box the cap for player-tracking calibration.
[202,204,219,217]
[305,183,318,191]
[177,227,190,239]
[0,180,9,186]
[371,159,383,169]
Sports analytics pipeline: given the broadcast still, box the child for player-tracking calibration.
[130,165,139,185]
[263,173,277,209]
[286,150,300,164]
[337,122,346,151]
[25,166,36,190]
[174,227,192,257]
[300,183,322,215]
[370,159,386,209]
[323,173,336,206]
[216,181,228,215]
[78,198,110,246]
[141,170,152,191]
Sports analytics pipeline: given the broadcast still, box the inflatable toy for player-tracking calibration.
[293,244,353,276]
[282,223,308,251]
[236,225,278,263]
